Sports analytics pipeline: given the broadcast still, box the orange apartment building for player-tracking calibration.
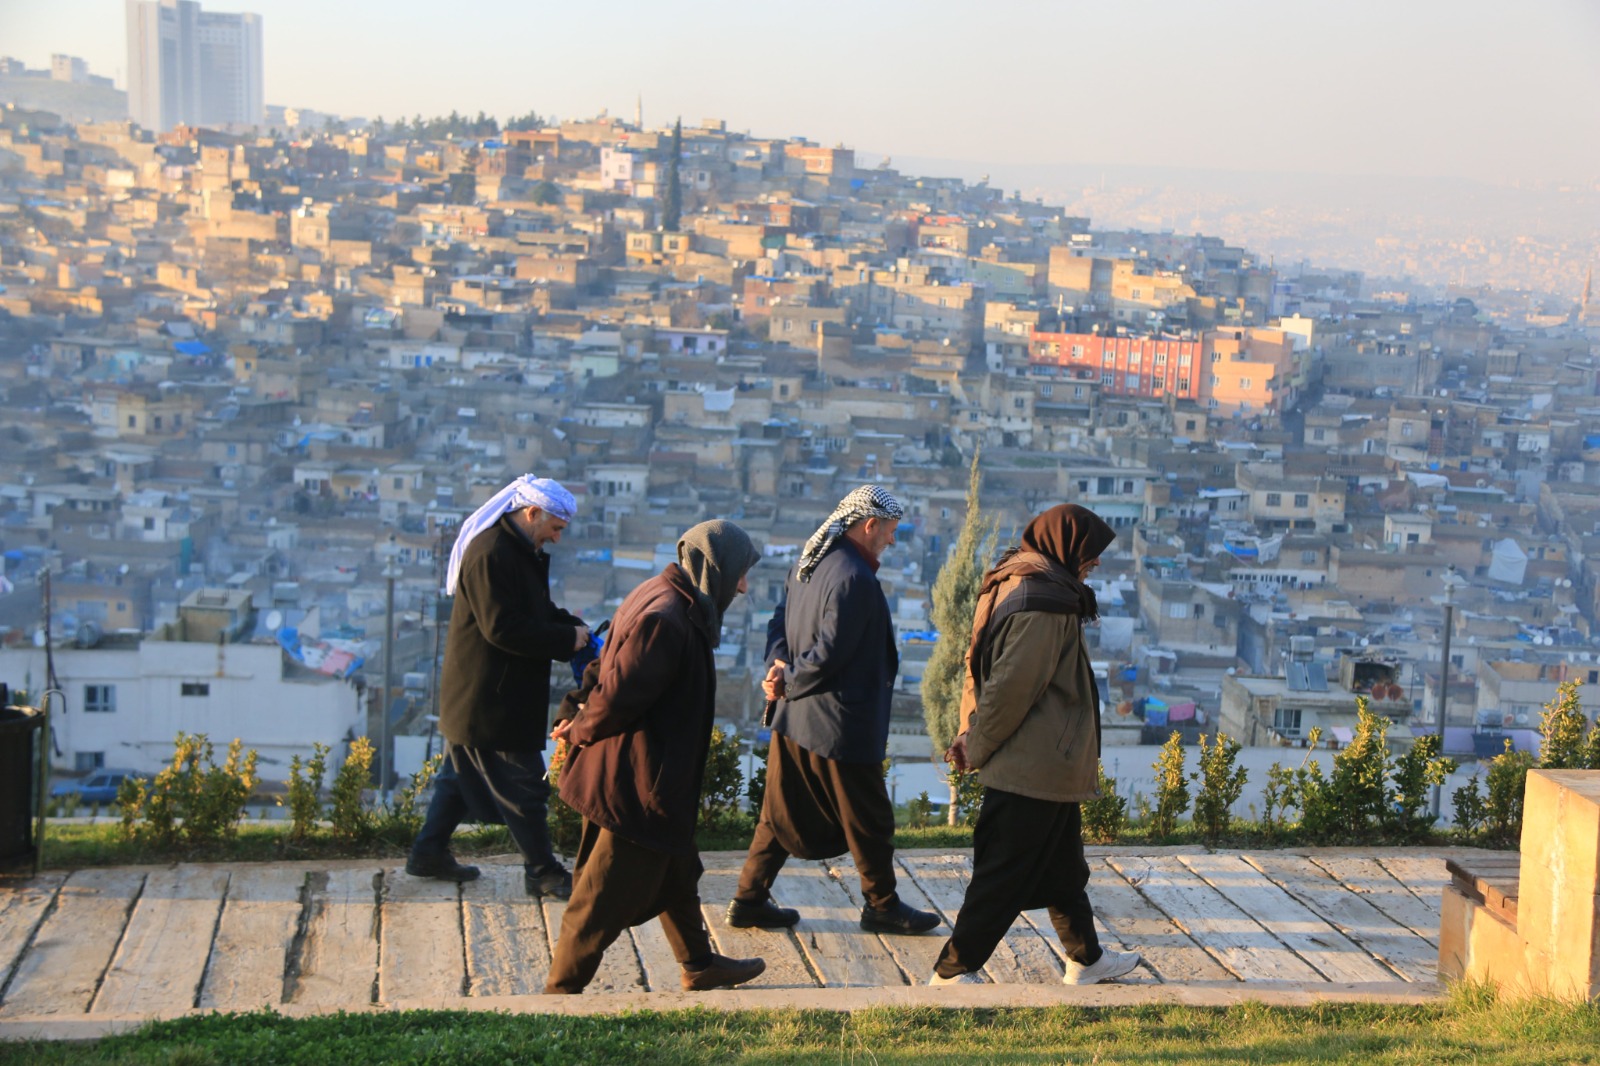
[1028,331,1203,400]
[1203,327,1302,416]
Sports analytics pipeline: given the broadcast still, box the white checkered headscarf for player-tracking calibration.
[796,485,904,583]
[445,475,577,595]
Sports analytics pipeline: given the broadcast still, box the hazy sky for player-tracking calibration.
[4,0,1598,182]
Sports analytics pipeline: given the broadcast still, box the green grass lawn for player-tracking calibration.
[3,991,1597,1065]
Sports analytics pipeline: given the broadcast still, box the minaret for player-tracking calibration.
[1582,264,1593,323]
[635,94,642,131]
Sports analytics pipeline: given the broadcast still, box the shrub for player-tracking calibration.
[1150,731,1190,840]
[701,726,744,820]
[905,791,935,829]
[1484,740,1534,847]
[1081,762,1127,843]
[381,752,443,844]
[282,743,330,843]
[951,768,985,827]
[1452,774,1488,836]
[746,741,769,813]
[545,739,582,855]
[328,736,375,844]
[1539,680,1588,770]
[1386,732,1454,840]
[1193,732,1246,844]
[116,733,258,847]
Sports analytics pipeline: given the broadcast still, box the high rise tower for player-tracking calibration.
[126,0,263,132]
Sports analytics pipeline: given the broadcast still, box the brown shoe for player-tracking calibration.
[681,953,765,991]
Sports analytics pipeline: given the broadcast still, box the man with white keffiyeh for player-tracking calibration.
[726,485,940,937]
[405,475,589,899]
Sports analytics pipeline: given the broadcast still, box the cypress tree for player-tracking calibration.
[921,450,995,822]
[663,118,683,231]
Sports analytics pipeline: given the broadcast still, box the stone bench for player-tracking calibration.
[1439,769,1600,1000]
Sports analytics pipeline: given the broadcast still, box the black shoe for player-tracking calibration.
[405,852,480,883]
[525,863,572,900]
[681,953,766,991]
[860,900,939,935]
[726,898,800,929]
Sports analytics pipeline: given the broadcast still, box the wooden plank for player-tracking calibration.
[1376,855,1449,915]
[696,859,817,990]
[775,860,906,988]
[0,870,145,1017]
[199,866,306,1010]
[378,867,464,1004]
[1244,853,1437,984]
[1081,859,1230,983]
[1177,854,1395,984]
[1308,856,1439,945]
[0,874,66,995]
[825,853,949,985]
[94,866,230,1014]
[288,868,380,1009]
[542,900,645,994]
[462,864,551,997]
[1106,856,1322,983]
[630,913,689,993]
[897,853,1062,985]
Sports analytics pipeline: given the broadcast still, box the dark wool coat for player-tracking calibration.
[768,541,899,765]
[438,515,582,752]
[557,564,716,857]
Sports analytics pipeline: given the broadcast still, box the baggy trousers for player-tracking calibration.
[734,734,900,911]
[411,742,558,873]
[545,819,712,993]
[933,787,1103,979]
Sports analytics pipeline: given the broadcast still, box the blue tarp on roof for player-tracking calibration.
[174,340,211,355]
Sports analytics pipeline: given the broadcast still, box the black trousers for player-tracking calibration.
[545,820,711,994]
[734,734,900,910]
[409,742,558,873]
[933,788,1103,978]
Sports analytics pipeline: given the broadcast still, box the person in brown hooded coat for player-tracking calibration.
[544,520,767,994]
[930,504,1142,986]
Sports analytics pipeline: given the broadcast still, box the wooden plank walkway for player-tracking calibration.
[0,847,1492,1020]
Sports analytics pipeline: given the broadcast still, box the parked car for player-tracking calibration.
[49,769,136,805]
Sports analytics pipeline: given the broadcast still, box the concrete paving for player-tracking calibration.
[0,845,1501,1040]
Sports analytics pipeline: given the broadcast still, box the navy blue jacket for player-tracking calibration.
[768,541,899,764]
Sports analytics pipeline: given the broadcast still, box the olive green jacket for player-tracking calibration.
[959,579,1102,802]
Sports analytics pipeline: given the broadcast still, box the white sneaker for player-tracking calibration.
[1061,949,1141,985]
[928,970,984,985]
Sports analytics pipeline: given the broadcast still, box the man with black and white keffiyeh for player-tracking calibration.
[725,485,940,937]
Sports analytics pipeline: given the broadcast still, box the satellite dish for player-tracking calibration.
[265,610,284,631]
[1515,713,1530,726]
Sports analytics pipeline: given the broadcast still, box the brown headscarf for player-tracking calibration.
[964,504,1116,689]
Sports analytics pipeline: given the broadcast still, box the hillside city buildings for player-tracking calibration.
[0,103,1598,786]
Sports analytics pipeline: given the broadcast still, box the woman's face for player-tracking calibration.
[1079,556,1101,580]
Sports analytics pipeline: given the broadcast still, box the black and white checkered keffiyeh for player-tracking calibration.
[796,485,904,583]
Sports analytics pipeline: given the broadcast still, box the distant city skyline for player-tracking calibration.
[2,0,1598,183]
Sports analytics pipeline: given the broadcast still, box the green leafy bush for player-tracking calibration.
[328,736,375,843]
[1150,732,1190,840]
[1539,680,1589,770]
[905,791,935,829]
[1193,732,1246,844]
[115,732,258,847]
[1081,762,1127,843]
[282,743,330,843]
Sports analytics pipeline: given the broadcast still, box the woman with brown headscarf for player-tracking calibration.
[929,504,1142,985]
